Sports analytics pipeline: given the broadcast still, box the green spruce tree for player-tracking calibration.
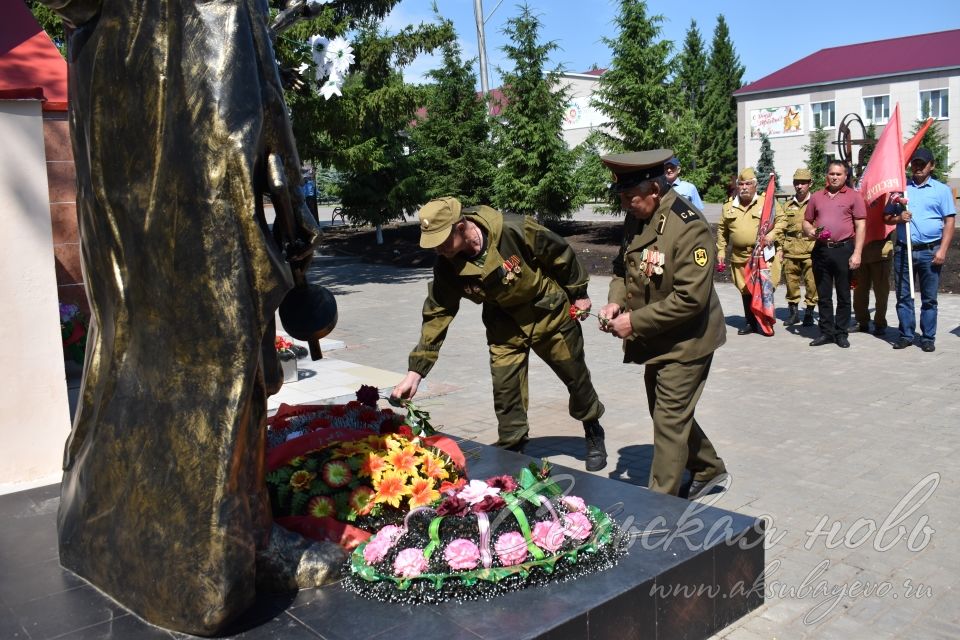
[910,118,955,180]
[857,123,877,176]
[276,16,452,238]
[571,131,612,204]
[700,15,744,192]
[409,24,496,206]
[592,0,673,152]
[492,5,578,220]
[803,124,830,191]
[667,19,708,189]
[25,1,65,55]
[755,134,779,193]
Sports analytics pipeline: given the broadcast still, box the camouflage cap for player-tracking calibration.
[792,168,812,181]
[418,197,462,249]
[600,149,673,192]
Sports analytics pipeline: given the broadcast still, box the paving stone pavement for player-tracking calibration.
[305,259,960,639]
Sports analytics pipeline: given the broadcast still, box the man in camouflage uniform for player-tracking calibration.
[597,150,729,499]
[391,197,608,471]
[716,168,786,335]
[851,233,894,335]
[782,168,818,326]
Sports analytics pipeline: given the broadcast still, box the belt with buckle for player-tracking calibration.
[897,240,940,251]
[823,238,850,248]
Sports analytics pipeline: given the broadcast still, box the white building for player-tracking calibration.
[734,29,960,191]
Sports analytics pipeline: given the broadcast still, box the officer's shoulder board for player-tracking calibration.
[670,197,701,225]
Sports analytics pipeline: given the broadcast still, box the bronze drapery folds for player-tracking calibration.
[41,0,342,634]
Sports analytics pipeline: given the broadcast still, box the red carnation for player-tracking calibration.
[486,475,518,492]
[471,495,506,514]
[436,495,470,517]
[356,384,380,407]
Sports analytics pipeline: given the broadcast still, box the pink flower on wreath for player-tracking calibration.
[458,479,501,505]
[494,531,528,566]
[393,548,429,578]
[561,495,587,513]
[376,524,405,544]
[562,512,593,541]
[443,538,481,570]
[363,524,405,564]
[531,520,565,553]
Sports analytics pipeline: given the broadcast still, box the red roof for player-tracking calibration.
[734,29,960,96]
[0,0,68,111]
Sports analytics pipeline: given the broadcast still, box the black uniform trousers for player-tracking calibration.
[812,241,854,339]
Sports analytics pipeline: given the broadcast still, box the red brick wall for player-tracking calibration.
[43,112,87,312]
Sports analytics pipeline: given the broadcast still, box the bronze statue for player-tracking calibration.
[41,0,342,634]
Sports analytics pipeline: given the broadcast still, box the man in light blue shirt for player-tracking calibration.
[664,156,704,210]
[883,148,956,352]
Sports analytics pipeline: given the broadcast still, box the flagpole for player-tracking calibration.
[906,229,915,299]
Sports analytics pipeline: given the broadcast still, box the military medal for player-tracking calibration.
[509,255,522,275]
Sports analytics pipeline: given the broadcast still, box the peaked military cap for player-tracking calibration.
[601,149,672,192]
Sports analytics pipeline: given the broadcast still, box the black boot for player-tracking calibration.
[738,295,755,335]
[784,302,799,326]
[802,306,815,327]
[583,420,607,471]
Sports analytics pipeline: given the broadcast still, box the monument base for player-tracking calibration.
[0,441,764,639]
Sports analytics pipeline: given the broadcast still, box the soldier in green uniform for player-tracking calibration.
[851,233,894,335]
[717,168,787,335]
[782,168,818,326]
[596,150,729,499]
[391,197,608,471]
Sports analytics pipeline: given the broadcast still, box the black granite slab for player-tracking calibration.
[0,441,764,640]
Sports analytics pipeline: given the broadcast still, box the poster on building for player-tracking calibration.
[562,96,609,130]
[749,105,804,139]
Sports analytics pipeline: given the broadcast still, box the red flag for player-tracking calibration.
[742,173,778,335]
[859,105,905,243]
[903,117,934,167]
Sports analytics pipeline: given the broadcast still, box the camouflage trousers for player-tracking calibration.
[489,318,604,448]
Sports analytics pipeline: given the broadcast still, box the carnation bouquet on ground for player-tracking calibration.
[342,463,627,604]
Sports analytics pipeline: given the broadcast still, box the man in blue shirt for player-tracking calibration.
[884,148,956,352]
[664,156,705,210]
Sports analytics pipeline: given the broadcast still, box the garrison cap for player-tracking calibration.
[418,197,462,249]
[792,168,812,181]
[737,167,757,182]
[601,149,672,192]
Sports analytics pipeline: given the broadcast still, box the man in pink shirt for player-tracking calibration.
[802,161,866,348]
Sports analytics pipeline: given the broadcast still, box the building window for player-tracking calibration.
[811,101,835,129]
[863,95,890,125]
[919,89,949,119]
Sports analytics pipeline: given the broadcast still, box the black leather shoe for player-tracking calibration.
[809,335,833,346]
[802,308,815,327]
[784,304,799,326]
[848,323,869,333]
[582,421,607,471]
[872,326,887,336]
[686,472,731,501]
[835,335,850,348]
[892,338,913,350]
[921,341,936,353]
[737,324,755,335]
